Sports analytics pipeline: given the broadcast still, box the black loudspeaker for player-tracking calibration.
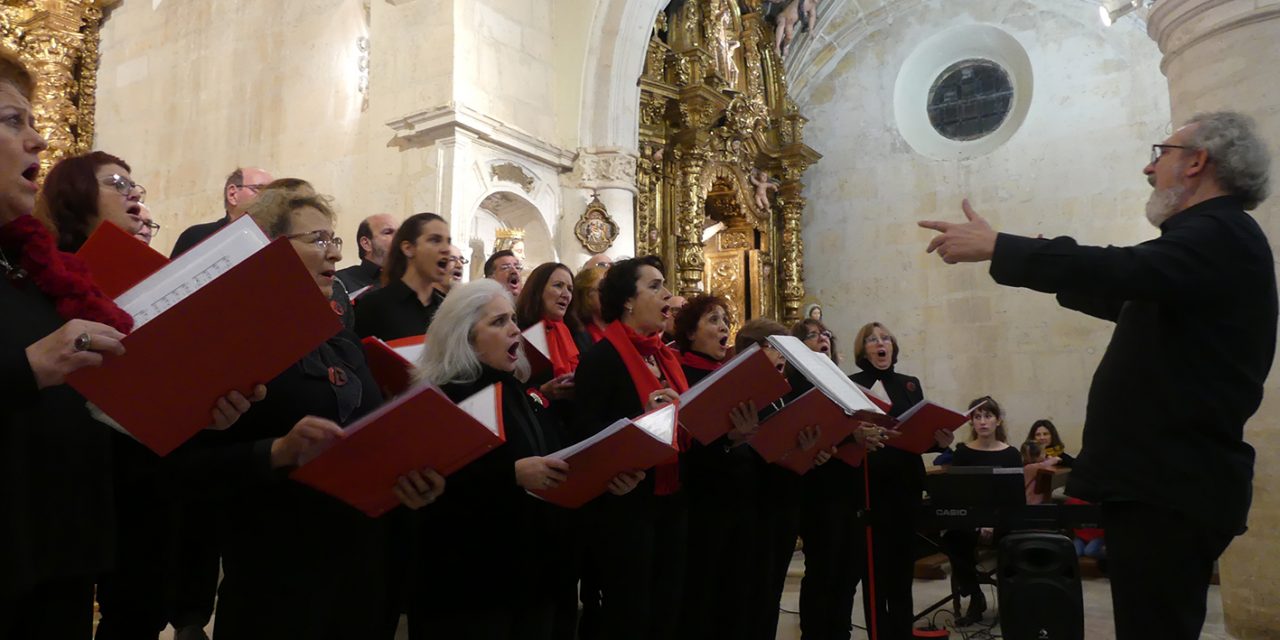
[997,532,1084,640]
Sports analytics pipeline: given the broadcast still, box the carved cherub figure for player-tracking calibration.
[750,169,778,211]
[774,0,800,56]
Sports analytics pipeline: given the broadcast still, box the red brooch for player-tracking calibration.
[328,366,348,386]
[906,381,917,393]
[527,388,549,408]
[330,300,345,316]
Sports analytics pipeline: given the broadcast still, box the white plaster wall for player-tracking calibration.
[95,0,456,263]
[455,0,558,146]
[798,0,1170,448]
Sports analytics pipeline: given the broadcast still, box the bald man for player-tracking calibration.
[171,166,273,257]
[661,294,687,344]
[582,253,613,271]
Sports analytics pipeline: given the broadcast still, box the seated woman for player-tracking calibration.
[166,188,444,640]
[1026,418,1075,467]
[1020,441,1061,505]
[942,396,1022,626]
[410,278,587,640]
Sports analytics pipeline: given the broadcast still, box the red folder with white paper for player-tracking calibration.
[529,403,679,509]
[290,382,505,517]
[66,216,342,456]
[75,220,169,299]
[749,387,857,475]
[521,321,554,378]
[361,335,424,398]
[677,343,791,445]
[884,400,981,455]
[766,335,893,428]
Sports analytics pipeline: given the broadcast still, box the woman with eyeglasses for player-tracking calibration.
[0,51,257,638]
[788,317,872,640]
[36,150,148,252]
[848,321,955,639]
[164,188,445,639]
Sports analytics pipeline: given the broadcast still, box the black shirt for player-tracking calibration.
[353,279,446,340]
[0,262,114,595]
[170,216,230,258]
[951,443,1023,468]
[335,259,382,294]
[990,195,1277,534]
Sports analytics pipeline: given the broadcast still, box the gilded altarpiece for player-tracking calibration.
[0,0,113,174]
[637,0,820,328]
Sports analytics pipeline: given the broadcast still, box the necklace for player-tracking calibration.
[0,246,24,280]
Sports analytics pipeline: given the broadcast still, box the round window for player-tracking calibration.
[926,59,1014,142]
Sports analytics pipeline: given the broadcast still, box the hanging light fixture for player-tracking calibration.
[1099,0,1141,26]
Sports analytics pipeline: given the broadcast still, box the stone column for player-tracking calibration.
[563,148,638,266]
[1148,2,1280,637]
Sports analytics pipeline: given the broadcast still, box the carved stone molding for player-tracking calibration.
[1147,0,1280,73]
[567,148,639,193]
[489,161,536,193]
[387,102,575,170]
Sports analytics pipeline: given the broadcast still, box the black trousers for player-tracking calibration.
[862,467,921,640]
[758,496,803,640]
[96,441,168,640]
[584,491,688,640]
[679,491,767,640]
[1103,501,1233,640]
[798,465,865,640]
[165,496,221,630]
[940,529,985,598]
[0,579,94,640]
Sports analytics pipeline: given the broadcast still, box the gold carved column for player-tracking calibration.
[675,148,706,296]
[0,0,112,173]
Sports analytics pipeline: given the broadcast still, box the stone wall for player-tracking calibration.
[795,0,1171,447]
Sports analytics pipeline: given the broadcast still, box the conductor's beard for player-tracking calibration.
[1145,184,1188,227]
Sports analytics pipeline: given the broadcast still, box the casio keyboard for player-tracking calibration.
[917,466,1101,530]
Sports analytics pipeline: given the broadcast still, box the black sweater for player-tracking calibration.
[165,330,388,639]
[416,366,570,606]
[850,363,928,506]
[990,196,1277,535]
[573,338,661,498]
[0,267,114,596]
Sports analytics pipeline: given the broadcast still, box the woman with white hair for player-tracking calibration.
[408,279,587,640]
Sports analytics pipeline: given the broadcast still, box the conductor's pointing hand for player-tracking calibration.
[919,199,998,264]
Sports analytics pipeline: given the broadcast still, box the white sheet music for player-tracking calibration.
[115,216,269,328]
[767,335,883,417]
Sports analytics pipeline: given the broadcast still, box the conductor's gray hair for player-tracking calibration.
[1185,111,1271,210]
[416,279,529,386]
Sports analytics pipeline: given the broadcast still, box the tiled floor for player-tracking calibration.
[154,551,1235,639]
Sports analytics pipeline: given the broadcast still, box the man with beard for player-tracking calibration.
[337,213,399,295]
[443,245,466,291]
[484,249,523,296]
[918,111,1276,640]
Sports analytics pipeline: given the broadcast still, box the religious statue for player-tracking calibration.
[708,0,741,87]
[575,195,620,254]
[765,0,818,58]
[750,169,779,212]
[494,227,526,264]
[804,303,822,321]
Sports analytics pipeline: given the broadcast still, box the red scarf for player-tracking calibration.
[0,215,133,333]
[677,350,722,372]
[585,322,607,344]
[604,320,689,495]
[544,317,580,377]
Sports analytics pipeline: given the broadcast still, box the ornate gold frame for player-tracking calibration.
[636,0,819,325]
[0,0,114,175]
[575,195,620,254]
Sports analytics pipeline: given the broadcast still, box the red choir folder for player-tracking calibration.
[361,335,425,398]
[855,381,893,413]
[290,382,505,517]
[75,220,169,298]
[66,237,342,456]
[749,388,857,475]
[885,400,982,455]
[677,343,791,445]
[766,335,892,428]
[529,403,679,509]
[521,322,554,378]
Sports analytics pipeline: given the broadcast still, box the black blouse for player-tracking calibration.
[0,265,114,595]
[354,279,446,340]
[951,443,1024,469]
